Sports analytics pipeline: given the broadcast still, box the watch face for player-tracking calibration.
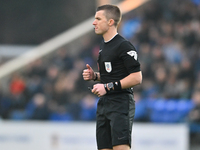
[108,82,114,89]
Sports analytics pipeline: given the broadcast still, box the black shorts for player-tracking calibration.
[96,93,135,149]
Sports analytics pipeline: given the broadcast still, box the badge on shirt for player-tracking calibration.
[105,62,112,73]
[127,50,137,60]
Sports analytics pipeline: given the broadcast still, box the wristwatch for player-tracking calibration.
[104,84,109,93]
[107,82,114,91]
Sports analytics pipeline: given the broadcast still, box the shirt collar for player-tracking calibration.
[104,33,118,43]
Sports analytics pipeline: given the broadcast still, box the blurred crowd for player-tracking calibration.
[120,0,200,121]
[0,36,100,121]
[0,0,200,132]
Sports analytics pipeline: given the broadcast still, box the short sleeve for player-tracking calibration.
[118,41,141,73]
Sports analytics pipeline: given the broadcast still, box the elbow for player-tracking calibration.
[131,76,142,87]
[137,73,143,85]
[129,71,143,87]
[138,80,142,85]
[137,77,142,85]
[139,74,143,84]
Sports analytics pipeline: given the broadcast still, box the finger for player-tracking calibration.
[93,84,97,88]
[86,64,91,70]
[82,72,89,76]
[83,69,89,73]
[92,87,97,94]
[97,93,101,97]
[83,71,91,77]
[83,77,90,80]
[82,74,90,80]
[82,74,88,78]
[94,89,100,96]
[91,88,95,93]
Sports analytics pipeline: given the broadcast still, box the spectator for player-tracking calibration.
[188,89,200,123]
[10,73,26,96]
[0,0,200,123]
[50,105,72,121]
[188,89,200,145]
[26,93,50,120]
[79,94,97,121]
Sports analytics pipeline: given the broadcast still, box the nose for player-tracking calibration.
[93,20,96,25]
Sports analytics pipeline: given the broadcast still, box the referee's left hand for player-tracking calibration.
[92,83,106,97]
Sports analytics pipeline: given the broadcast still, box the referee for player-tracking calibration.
[82,4,142,150]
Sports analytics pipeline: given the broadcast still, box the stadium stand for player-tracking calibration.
[0,0,200,145]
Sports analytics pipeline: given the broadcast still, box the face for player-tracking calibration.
[92,10,109,35]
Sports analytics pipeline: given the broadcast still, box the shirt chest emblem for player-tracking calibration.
[105,62,112,73]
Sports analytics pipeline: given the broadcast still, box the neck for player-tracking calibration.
[103,27,118,42]
[104,33,118,43]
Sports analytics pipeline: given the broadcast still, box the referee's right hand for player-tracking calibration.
[82,64,95,81]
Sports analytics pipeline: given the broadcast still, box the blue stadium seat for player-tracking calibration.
[147,99,194,123]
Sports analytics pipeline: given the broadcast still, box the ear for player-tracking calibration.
[108,19,115,26]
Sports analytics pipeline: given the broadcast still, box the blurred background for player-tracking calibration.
[0,0,200,149]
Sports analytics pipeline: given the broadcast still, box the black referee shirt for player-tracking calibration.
[97,34,141,95]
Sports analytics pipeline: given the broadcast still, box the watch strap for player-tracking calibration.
[104,84,109,93]
[93,72,98,81]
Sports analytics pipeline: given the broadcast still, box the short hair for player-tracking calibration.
[96,4,121,27]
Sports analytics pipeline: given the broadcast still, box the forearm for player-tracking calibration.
[105,71,142,91]
[120,71,142,89]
